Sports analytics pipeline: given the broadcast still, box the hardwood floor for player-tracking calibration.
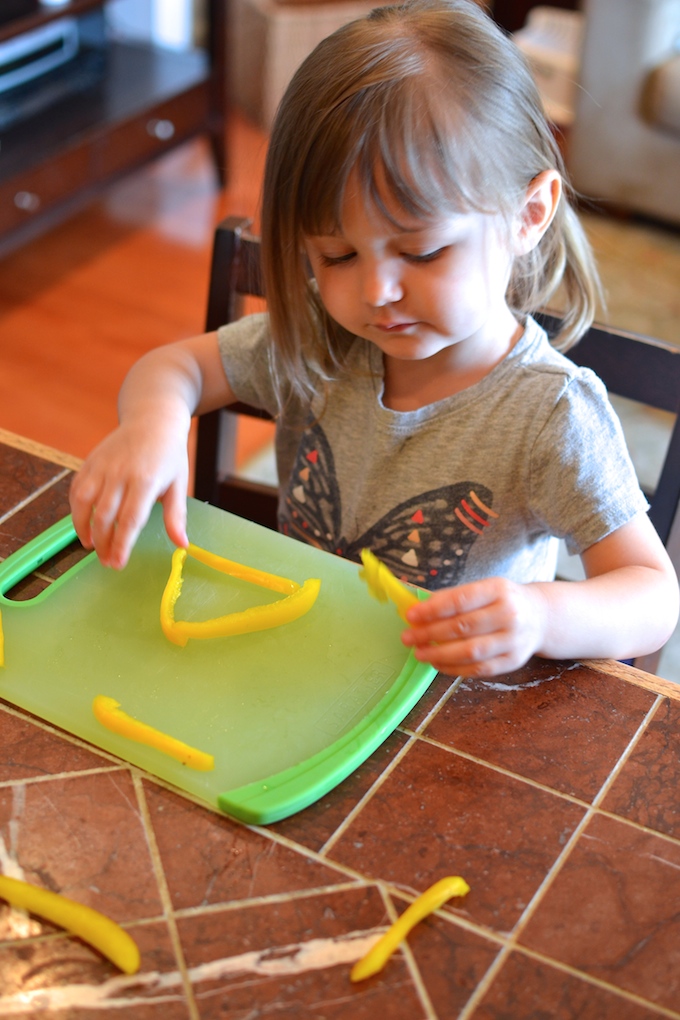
[0,111,270,465]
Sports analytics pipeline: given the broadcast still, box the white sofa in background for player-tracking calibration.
[567,0,680,226]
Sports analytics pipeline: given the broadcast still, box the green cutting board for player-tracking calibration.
[0,499,435,823]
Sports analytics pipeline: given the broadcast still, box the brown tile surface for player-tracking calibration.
[602,696,680,839]
[144,780,350,912]
[470,951,667,1020]
[2,436,680,1019]
[519,813,680,1012]
[400,671,460,731]
[0,445,65,520]
[0,771,162,928]
[0,470,73,559]
[0,706,110,781]
[424,660,656,801]
[176,886,427,1019]
[269,730,410,853]
[325,739,586,933]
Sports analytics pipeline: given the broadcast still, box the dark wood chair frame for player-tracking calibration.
[194,216,680,674]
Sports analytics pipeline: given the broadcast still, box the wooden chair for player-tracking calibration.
[194,216,680,674]
[194,217,277,530]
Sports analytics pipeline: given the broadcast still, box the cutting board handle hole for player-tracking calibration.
[2,539,89,602]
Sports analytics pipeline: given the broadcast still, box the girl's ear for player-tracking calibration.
[513,169,562,255]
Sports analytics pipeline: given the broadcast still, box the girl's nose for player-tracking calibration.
[363,261,403,307]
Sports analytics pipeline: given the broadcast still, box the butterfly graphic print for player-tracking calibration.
[279,423,498,589]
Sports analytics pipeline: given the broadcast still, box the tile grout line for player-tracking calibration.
[456,945,509,1020]
[316,677,464,860]
[380,885,440,1020]
[504,692,666,941]
[513,942,680,1020]
[456,692,670,1019]
[317,733,421,859]
[171,880,367,922]
[0,764,128,790]
[0,469,72,528]
[401,706,680,849]
[0,699,146,773]
[131,773,201,1020]
[590,693,666,808]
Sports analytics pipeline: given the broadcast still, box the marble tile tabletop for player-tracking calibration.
[1,429,679,1019]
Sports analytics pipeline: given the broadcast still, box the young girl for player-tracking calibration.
[70,0,678,678]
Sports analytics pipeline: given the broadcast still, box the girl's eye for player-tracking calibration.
[403,247,447,263]
[319,252,356,267]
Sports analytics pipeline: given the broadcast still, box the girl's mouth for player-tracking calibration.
[372,320,417,333]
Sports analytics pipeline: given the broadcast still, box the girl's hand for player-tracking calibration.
[70,331,233,570]
[401,577,546,678]
[69,419,190,571]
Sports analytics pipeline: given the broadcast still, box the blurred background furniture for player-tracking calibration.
[492,0,577,32]
[568,0,680,226]
[229,0,390,129]
[0,0,226,257]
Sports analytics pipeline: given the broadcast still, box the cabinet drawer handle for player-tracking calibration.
[146,118,175,141]
[14,191,41,213]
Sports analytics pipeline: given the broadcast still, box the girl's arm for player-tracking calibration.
[70,331,236,570]
[402,513,679,677]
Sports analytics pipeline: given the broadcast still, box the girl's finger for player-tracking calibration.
[161,481,189,551]
[403,607,502,647]
[106,484,160,570]
[405,579,506,623]
[411,636,517,677]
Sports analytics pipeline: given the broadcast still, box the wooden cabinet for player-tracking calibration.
[0,0,227,256]
[492,0,578,33]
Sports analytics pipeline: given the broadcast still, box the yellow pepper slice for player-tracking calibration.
[0,608,4,667]
[350,876,470,982]
[93,694,215,771]
[359,548,420,622]
[186,542,299,595]
[0,874,140,974]
[160,545,321,647]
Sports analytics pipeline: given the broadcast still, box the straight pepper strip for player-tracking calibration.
[161,546,320,647]
[93,695,215,770]
[0,874,140,974]
[350,876,470,982]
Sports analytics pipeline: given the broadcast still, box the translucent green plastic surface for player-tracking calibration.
[0,499,436,823]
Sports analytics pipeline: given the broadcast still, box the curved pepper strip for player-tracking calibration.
[0,609,4,667]
[93,695,215,771]
[359,548,420,622]
[0,874,140,974]
[186,543,299,595]
[350,876,470,982]
[161,546,321,647]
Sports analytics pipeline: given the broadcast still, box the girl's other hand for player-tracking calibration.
[401,577,545,678]
[69,421,189,570]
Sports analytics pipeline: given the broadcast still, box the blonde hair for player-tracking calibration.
[261,0,600,404]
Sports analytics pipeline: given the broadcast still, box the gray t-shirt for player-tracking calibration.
[217,315,647,589]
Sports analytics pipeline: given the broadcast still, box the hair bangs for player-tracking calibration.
[360,82,494,223]
[299,71,494,241]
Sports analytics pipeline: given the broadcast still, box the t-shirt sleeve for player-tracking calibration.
[529,369,649,555]
[216,313,282,417]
